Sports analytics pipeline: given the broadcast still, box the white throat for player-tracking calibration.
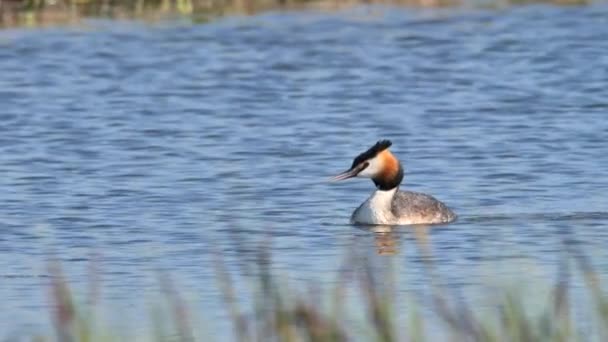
[351,188,398,225]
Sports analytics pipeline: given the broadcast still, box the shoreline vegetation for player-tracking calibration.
[18,237,608,341]
[0,0,595,28]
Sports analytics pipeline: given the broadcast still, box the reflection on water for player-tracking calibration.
[1,3,608,336]
[369,226,401,255]
[366,224,434,271]
[366,224,432,256]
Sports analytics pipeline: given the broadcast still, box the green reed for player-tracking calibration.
[27,237,608,342]
[0,0,593,28]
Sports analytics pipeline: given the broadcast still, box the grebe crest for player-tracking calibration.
[331,140,456,225]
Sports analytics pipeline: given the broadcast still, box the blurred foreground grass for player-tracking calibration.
[0,0,594,28]
[18,237,608,342]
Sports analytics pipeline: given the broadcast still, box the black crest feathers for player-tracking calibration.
[350,140,392,169]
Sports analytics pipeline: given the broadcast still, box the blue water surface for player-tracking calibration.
[1,4,607,338]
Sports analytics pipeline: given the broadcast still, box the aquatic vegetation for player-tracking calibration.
[24,240,608,342]
[0,0,593,28]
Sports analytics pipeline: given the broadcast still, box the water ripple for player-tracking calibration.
[1,4,608,334]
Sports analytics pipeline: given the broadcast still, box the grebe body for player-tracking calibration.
[331,140,456,225]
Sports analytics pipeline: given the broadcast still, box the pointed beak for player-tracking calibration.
[330,168,359,182]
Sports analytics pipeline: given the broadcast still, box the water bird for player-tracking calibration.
[331,140,456,225]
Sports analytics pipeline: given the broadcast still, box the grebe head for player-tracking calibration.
[331,140,404,190]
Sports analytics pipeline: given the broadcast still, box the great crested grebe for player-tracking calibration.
[331,140,456,225]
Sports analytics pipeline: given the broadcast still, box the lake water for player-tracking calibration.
[1,3,608,338]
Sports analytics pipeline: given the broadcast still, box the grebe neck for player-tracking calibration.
[372,163,404,191]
